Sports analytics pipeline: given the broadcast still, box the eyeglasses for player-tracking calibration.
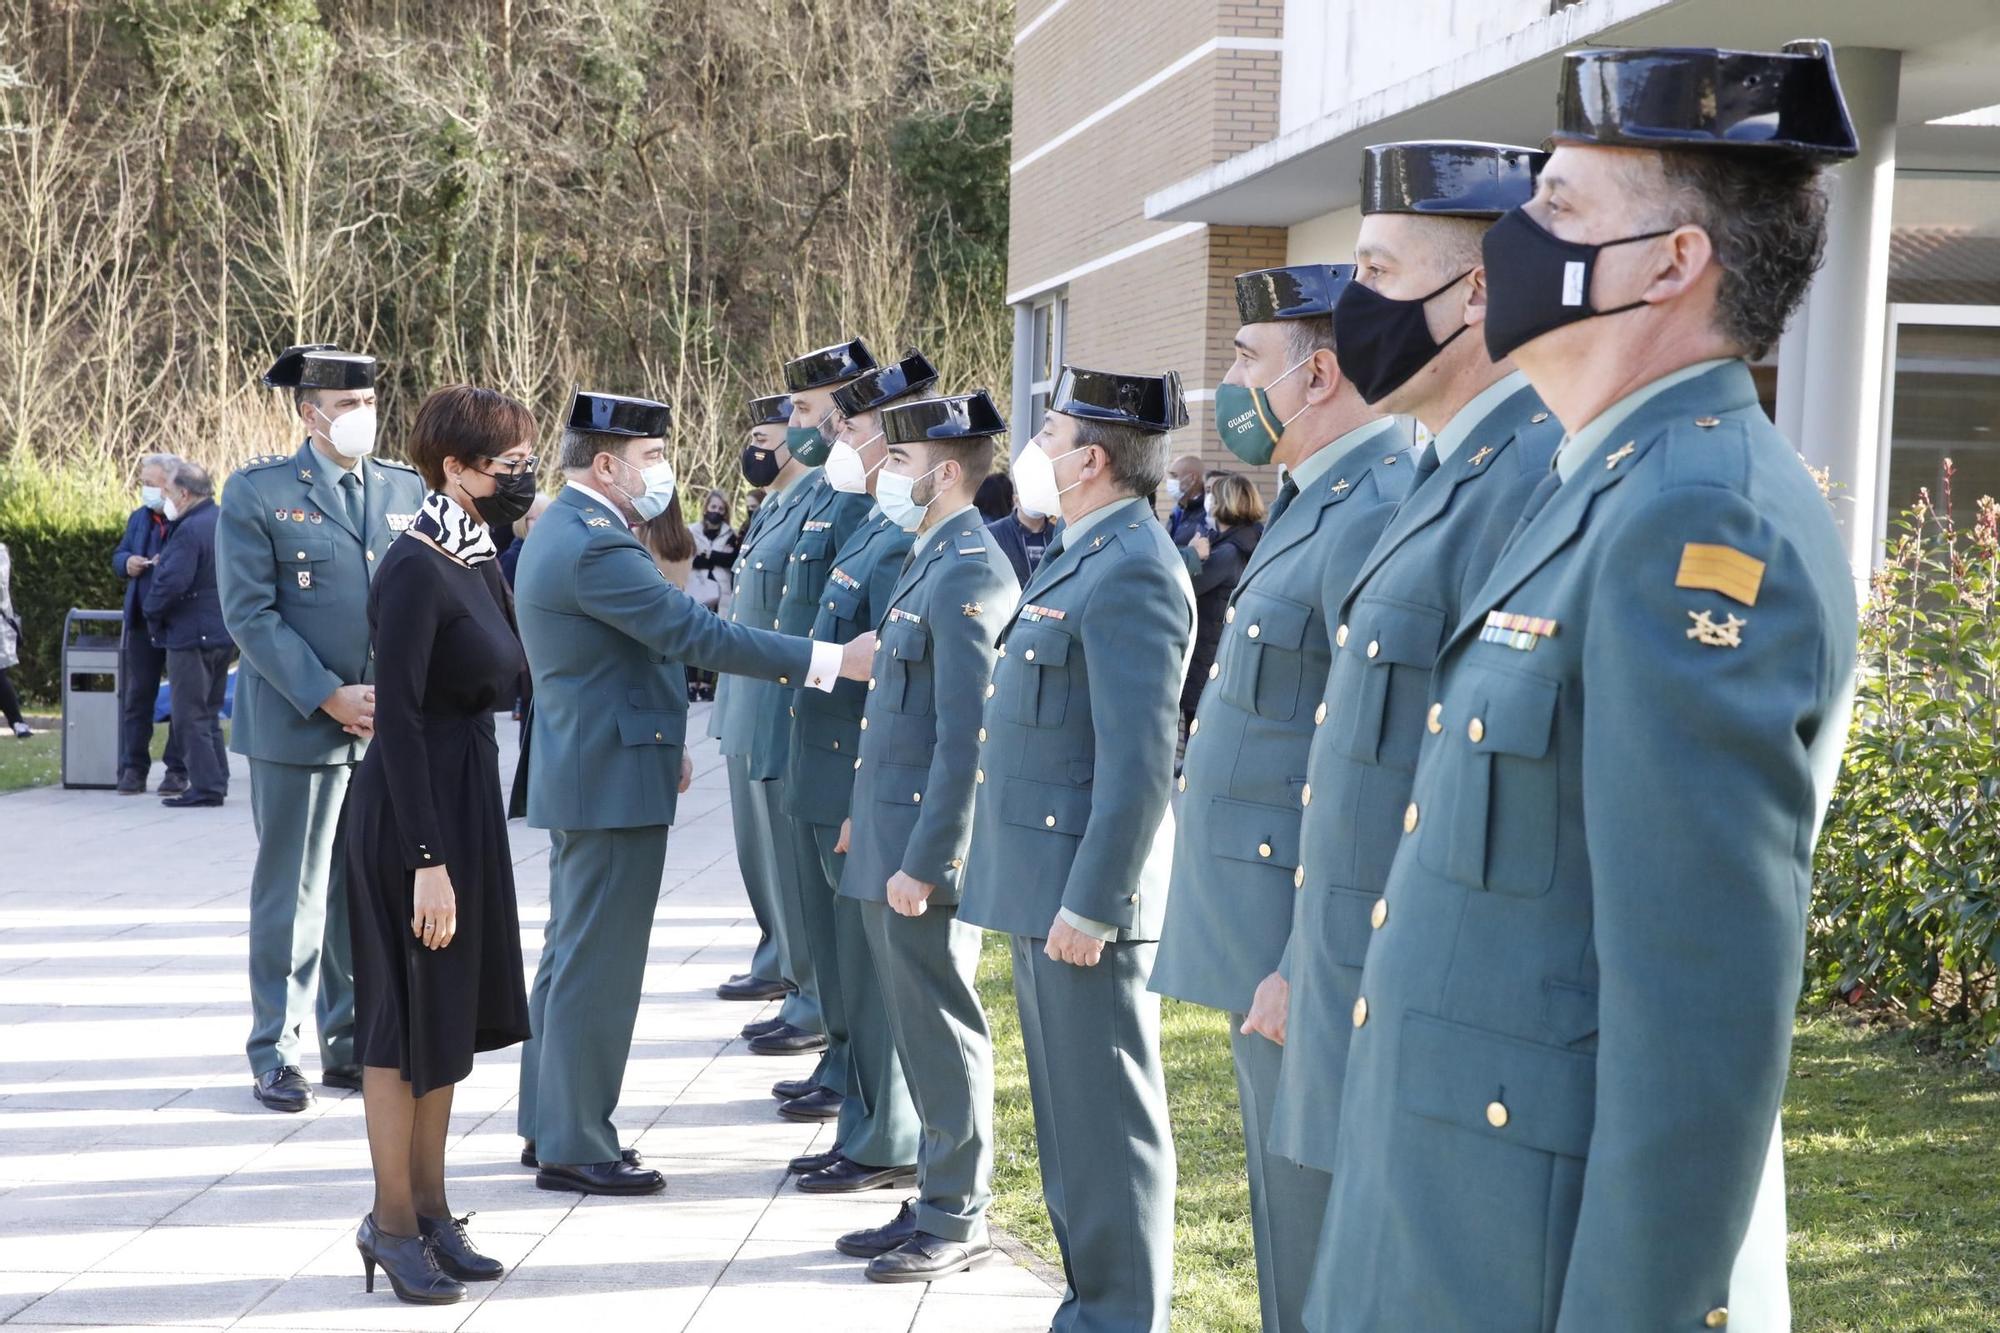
[479,456,539,477]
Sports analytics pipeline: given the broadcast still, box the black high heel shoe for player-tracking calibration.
[356,1212,466,1305]
[420,1211,504,1281]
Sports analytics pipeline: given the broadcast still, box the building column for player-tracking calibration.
[1776,46,1901,588]
[1011,301,1035,446]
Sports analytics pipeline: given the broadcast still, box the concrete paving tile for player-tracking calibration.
[231,1273,490,1331]
[457,1275,706,1332]
[0,1270,71,1320]
[12,1270,283,1326]
[909,1290,1061,1331]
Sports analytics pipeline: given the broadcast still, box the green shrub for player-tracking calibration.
[1811,467,2000,1058]
[0,460,131,703]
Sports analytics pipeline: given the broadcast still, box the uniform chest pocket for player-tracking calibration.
[1417,667,1560,899]
[738,555,783,615]
[277,538,334,605]
[1000,625,1073,727]
[790,532,835,589]
[878,620,933,715]
[1217,589,1314,722]
[820,580,864,635]
[1333,599,1445,767]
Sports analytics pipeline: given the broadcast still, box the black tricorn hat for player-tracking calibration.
[747,394,793,428]
[784,338,879,393]
[296,350,377,391]
[1362,142,1546,218]
[1235,265,1356,325]
[1553,38,1859,161]
[833,349,941,417]
[1049,367,1189,435]
[882,391,1007,446]
[261,343,346,389]
[567,390,671,438]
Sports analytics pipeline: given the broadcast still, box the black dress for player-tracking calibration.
[1182,522,1262,720]
[348,537,532,1096]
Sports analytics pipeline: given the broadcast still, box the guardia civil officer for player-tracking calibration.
[218,345,426,1112]
[1315,41,1861,1333]
[513,391,875,1195]
[831,390,1017,1281]
[781,352,942,1194]
[959,367,1195,1333]
[711,394,801,1007]
[1265,144,1560,1199]
[742,341,874,1106]
[1148,262,1408,1333]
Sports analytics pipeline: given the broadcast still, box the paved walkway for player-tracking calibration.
[0,709,1060,1331]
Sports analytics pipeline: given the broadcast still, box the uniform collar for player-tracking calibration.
[566,480,631,528]
[307,439,363,486]
[1429,370,1531,466]
[920,502,978,536]
[1553,357,1737,482]
[1059,493,1140,546]
[1283,416,1402,492]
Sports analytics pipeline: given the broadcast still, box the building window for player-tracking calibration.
[1027,292,1067,432]
[1882,306,2000,539]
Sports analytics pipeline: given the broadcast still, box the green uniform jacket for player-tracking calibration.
[216,441,426,765]
[515,485,813,832]
[747,474,872,781]
[781,510,915,826]
[959,497,1195,941]
[1151,421,1409,1014]
[1320,360,1858,1332]
[840,510,1019,904]
[707,496,782,748]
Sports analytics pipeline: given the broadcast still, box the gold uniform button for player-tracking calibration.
[1366,639,1380,659]
[827,600,836,610]
[868,678,878,690]
[778,676,790,686]
[1314,701,1327,726]
[781,585,788,595]
[1293,865,1305,890]
[853,758,862,770]
[1486,1100,1510,1128]
[1427,702,1443,735]
[1246,623,1261,639]
[978,728,987,743]
[1189,719,1200,737]
[985,683,996,699]
[1225,606,1236,624]
[1044,814,1057,828]
[1468,717,1485,743]
[976,769,985,784]
[1403,802,1420,833]
[1370,898,1387,929]
[949,858,963,870]
[653,731,662,742]
[1257,842,1272,859]
[1352,997,1368,1028]
[366,550,375,562]
[1705,1310,1729,1329]
[1176,774,1186,792]
[1335,624,1348,647]
[859,718,868,730]
[1208,663,1219,680]
[832,740,840,751]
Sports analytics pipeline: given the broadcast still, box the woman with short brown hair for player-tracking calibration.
[345,384,539,1304]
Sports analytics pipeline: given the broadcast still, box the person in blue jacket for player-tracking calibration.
[143,462,233,808]
[113,453,188,794]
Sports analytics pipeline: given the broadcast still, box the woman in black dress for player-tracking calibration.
[347,385,539,1305]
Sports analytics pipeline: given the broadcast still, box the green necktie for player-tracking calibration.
[340,471,364,535]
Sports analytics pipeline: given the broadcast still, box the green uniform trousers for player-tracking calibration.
[724,754,787,986]
[245,757,356,1075]
[517,824,668,1165]
[1231,1015,1332,1333]
[758,777,826,1040]
[1009,935,1175,1333]
[862,899,992,1241]
[786,815,851,1107]
[816,854,919,1171]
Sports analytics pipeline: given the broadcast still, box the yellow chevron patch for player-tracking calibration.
[1675,543,1765,607]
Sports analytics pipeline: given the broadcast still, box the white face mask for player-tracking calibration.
[824,434,883,495]
[878,460,946,531]
[314,404,378,459]
[1013,440,1086,519]
[608,453,678,522]
[141,485,165,512]
[1162,476,1183,504]
[162,493,183,522]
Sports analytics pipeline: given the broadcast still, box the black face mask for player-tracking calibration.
[470,468,538,527]
[1481,207,1674,362]
[740,444,782,487]
[703,509,726,527]
[1333,270,1473,405]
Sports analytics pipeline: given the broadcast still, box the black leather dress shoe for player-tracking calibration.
[519,1141,643,1170]
[717,975,791,1001]
[535,1160,665,1196]
[321,1065,363,1091]
[252,1066,314,1113]
[162,792,224,808]
[835,1200,919,1258]
[116,771,145,796]
[867,1232,993,1283]
[158,772,190,796]
[747,1024,828,1056]
[741,1017,788,1040]
[778,1087,843,1122]
[418,1213,503,1281]
[788,1144,844,1175]
[796,1157,917,1194]
[770,1076,819,1101]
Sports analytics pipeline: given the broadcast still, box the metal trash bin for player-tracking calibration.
[62,610,125,790]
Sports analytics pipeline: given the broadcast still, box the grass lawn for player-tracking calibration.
[978,938,2000,1332]
[0,707,223,795]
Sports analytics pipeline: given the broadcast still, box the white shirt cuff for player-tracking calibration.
[1058,908,1118,941]
[804,640,843,693]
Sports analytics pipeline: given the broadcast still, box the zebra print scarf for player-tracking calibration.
[412,491,498,566]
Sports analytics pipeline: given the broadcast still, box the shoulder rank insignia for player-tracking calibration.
[585,517,613,529]
[962,601,983,618]
[1468,446,1495,468]
[1604,441,1637,469]
[1675,543,1765,606]
[1687,609,1745,648]
[1480,610,1558,652]
[1330,478,1351,495]
[1090,535,1106,549]
[298,468,313,482]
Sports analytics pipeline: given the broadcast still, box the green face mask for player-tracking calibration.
[787,417,834,468]
[1213,355,1312,466]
